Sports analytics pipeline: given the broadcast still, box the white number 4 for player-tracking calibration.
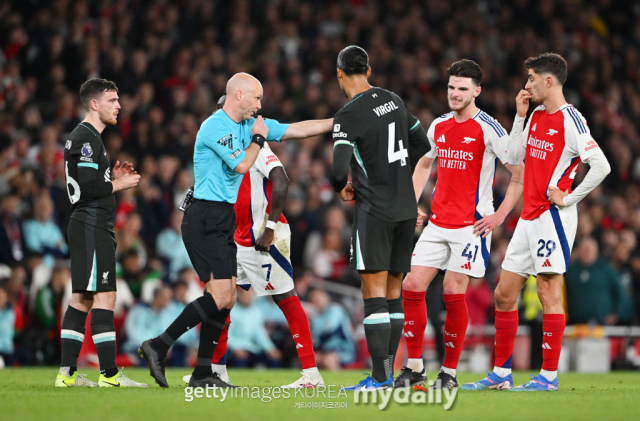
[387,122,407,166]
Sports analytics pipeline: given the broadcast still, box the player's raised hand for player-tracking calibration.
[254,227,274,252]
[516,89,532,117]
[338,182,355,201]
[416,207,427,228]
[252,115,269,138]
[473,212,505,238]
[113,160,135,179]
[547,185,568,207]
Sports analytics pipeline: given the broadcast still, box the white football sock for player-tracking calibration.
[540,369,557,381]
[441,366,456,377]
[303,367,321,379]
[493,366,511,378]
[407,358,424,373]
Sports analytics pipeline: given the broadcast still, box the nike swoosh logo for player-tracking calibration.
[102,381,121,387]
[63,380,71,386]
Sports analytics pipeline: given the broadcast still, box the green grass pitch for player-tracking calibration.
[1,368,639,421]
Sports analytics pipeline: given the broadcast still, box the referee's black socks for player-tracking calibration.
[60,306,88,375]
[151,293,221,357]
[91,309,118,378]
[193,309,230,379]
[363,297,391,383]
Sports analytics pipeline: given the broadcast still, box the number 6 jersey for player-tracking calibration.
[63,122,115,231]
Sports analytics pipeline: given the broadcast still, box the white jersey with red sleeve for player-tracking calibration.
[425,110,509,229]
[520,104,601,220]
[234,144,290,247]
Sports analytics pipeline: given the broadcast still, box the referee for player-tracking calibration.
[140,73,333,388]
[56,78,146,388]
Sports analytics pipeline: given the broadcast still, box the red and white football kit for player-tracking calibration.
[411,110,509,278]
[502,104,600,276]
[234,144,293,295]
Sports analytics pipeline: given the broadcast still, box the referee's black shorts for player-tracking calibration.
[182,199,237,281]
[349,207,415,274]
[68,219,117,293]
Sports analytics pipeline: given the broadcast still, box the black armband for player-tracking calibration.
[251,134,265,148]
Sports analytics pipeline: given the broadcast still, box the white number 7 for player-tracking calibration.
[387,122,408,166]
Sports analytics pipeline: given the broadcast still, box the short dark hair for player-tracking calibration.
[337,45,369,76]
[79,78,118,110]
[524,52,568,85]
[446,59,483,86]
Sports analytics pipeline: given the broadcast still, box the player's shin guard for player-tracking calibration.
[193,309,230,378]
[402,290,427,359]
[494,310,518,370]
[277,296,316,369]
[387,297,404,374]
[541,314,565,372]
[442,294,468,370]
[211,314,231,364]
[152,293,220,356]
[363,297,391,383]
[60,306,88,374]
[91,309,117,378]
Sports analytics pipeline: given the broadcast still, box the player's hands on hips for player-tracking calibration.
[252,115,269,138]
[338,182,355,201]
[416,207,427,228]
[474,213,505,238]
[254,228,274,252]
[113,160,135,179]
[516,89,532,117]
[547,185,568,207]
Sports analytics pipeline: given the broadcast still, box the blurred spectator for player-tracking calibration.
[0,194,24,265]
[27,265,69,364]
[122,285,172,355]
[156,210,192,282]
[164,280,199,366]
[22,195,68,258]
[566,237,627,325]
[308,289,355,369]
[0,287,15,366]
[466,277,493,327]
[227,289,282,368]
[312,229,348,281]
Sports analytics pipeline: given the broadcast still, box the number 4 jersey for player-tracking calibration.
[332,87,425,222]
[63,122,115,231]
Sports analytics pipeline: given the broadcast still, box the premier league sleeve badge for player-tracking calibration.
[81,143,94,158]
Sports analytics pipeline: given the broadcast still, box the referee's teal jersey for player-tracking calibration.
[193,110,289,203]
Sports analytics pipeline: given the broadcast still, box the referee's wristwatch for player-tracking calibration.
[251,134,265,148]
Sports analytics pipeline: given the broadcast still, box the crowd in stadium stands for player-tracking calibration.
[1,0,639,369]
